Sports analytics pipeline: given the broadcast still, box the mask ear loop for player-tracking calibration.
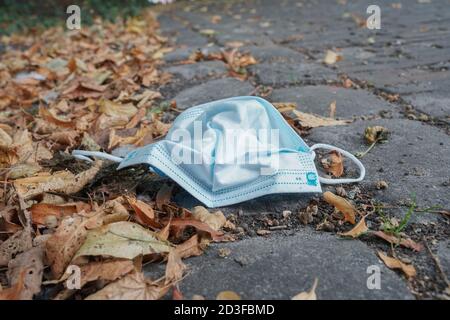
[72,150,123,163]
[310,143,365,185]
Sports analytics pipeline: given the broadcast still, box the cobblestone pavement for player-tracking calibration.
[144,0,450,299]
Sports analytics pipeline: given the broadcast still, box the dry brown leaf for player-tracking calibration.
[0,227,33,267]
[0,270,26,300]
[39,106,76,129]
[321,150,344,177]
[6,246,44,300]
[85,272,170,300]
[323,191,357,224]
[291,109,350,128]
[292,278,318,300]
[192,206,226,231]
[14,161,102,200]
[73,221,173,261]
[45,216,89,278]
[174,234,204,259]
[339,216,369,238]
[373,231,423,252]
[323,50,342,65]
[126,196,159,228]
[30,202,91,226]
[170,218,224,241]
[216,290,241,300]
[165,250,186,284]
[377,251,416,278]
[364,126,389,144]
[73,259,135,289]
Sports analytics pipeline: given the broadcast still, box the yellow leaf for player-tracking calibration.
[192,206,226,231]
[216,290,241,300]
[377,251,416,278]
[292,278,318,300]
[323,191,357,224]
[323,50,342,65]
[339,216,368,238]
[73,221,173,261]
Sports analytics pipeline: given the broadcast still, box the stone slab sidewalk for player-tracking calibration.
[150,0,450,299]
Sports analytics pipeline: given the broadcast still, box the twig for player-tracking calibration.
[268,225,288,231]
[355,139,379,158]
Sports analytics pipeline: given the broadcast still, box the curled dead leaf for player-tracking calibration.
[377,251,416,278]
[192,206,226,231]
[321,150,344,177]
[339,216,369,238]
[323,191,357,224]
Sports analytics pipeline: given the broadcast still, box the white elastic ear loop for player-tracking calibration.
[72,150,123,163]
[310,143,365,185]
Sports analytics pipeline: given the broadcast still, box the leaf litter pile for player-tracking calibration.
[0,6,447,300]
[0,9,243,300]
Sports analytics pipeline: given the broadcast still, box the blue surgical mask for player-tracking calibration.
[73,96,365,208]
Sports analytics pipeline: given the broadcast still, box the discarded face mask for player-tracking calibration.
[73,96,365,208]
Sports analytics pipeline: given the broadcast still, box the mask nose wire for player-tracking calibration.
[72,150,124,163]
[310,143,366,185]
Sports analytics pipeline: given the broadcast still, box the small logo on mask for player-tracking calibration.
[306,172,318,186]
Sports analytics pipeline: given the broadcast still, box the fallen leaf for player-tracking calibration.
[274,103,350,128]
[0,270,26,300]
[373,231,423,252]
[192,206,226,231]
[364,126,389,144]
[31,202,91,226]
[339,216,369,238]
[126,196,159,228]
[71,259,135,289]
[174,234,204,259]
[85,272,170,300]
[14,161,102,200]
[6,246,44,300]
[165,250,186,284]
[292,278,318,300]
[170,218,224,241]
[216,291,241,300]
[323,50,342,65]
[321,150,344,177]
[323,191,357,224]
[73,221,173,261]
[45,216,88,278]
[377,251,416,278]
[0,227,33,266]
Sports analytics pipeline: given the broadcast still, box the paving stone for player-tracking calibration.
[164,61,228,81]
[251,61,338,86]
[270,86,398,119]
[161,230,413,299]
[163,45,222,63]
[239,44,308,63]
[172,78,254,110]
[403,92,450,121]
[437,240,450,280]
[306,119,450,211]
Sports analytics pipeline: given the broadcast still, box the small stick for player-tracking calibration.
[268,225,288,231]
